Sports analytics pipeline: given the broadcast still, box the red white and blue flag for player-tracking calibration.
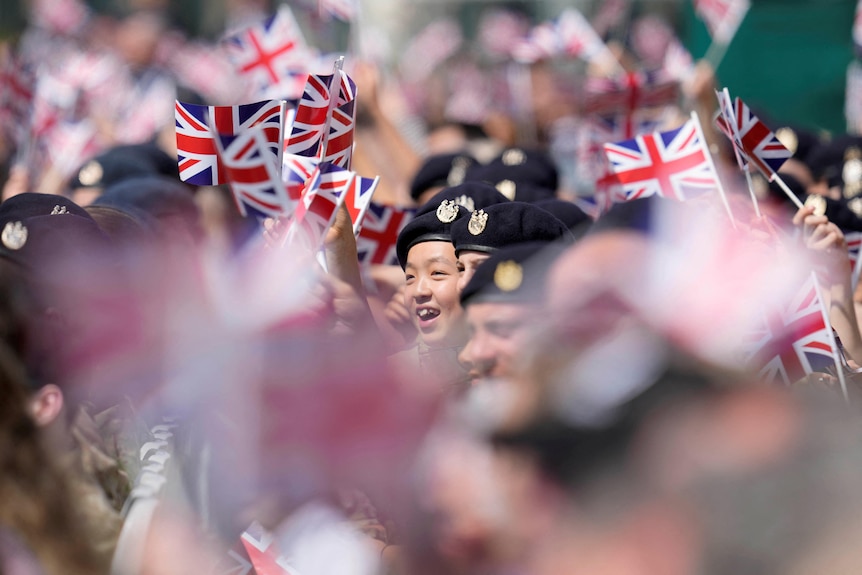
[175,99,284,186]
[282,152,319,202]
[742,272,841,386]
[215,124,293,220]
[344,175,379,235]
[223,5,311,100]
[287,162,350,251]
[285,72,357,168]
[694,0,750,45]
[512,8,614,66]
[356,202,416,266]
[603,118,720,201]
[583,71,680,139]
[714,95,791,179]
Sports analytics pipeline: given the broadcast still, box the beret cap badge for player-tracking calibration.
[77,160,104,187]
[468,209,488,235]
[1,221,28,251]
[436,199,459,223]
[494,260,523,292]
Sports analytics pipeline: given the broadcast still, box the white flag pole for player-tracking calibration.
[690,110,736,228]
[718,87,761,218]
[769,172,805,210]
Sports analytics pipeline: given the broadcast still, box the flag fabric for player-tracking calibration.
[223,5,311,100]
[556,8,614,64]
[662,38,695,82]
[344,175,379,235]
[512,8,614,66]
[693,0,750,46]
[175,99,283,186]
[714,96,791,178]
[287,163,350,251]
[282,153,319,202]
[285,72,357,167]
[355,202,416,266]
[215,125,293,220]
[742,272,841,386]
[583,71,680,139]
[845,231,862,290]
[603,119,721,201]
[713,88,749,171]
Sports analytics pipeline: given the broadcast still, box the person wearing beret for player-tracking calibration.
[450,202,573,291]
[457,242,564,385]
[409,152,478,207]
[414,181,510,217]
[391,200,473,391]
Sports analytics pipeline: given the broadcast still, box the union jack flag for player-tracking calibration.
[512,8,613,66]
[287,162,350,251]
[0,50,34,125]
[693,0,750,45]
[215,125,293,220]
[175,99,283,186]
[742,272,840,386]
[344,175,379,234]
[223,5,311,100]
[571,154,628,219]
[603,118,720,201]
[583,71,680,139]
[556,8,615,64]
[285,72,357,165]
[282,153,319,201]
[356,202,416,266]
[714,96,791,179]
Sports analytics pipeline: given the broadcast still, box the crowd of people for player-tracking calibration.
[4,1,862,574]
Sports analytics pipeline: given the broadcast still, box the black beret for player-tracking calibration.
[409,153,477,201]
[70,145,164,190]
[533,198,591,231]
[415,182,510,216]
[0,213,110,271]
[465,147,559,193]
[0,193,93,225]
[460,241,565,307]
[450,201,573,255]
[95,175,198,222]
[587,197,659,237]
[396,200,470,269]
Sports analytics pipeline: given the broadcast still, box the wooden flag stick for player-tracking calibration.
[769,172,805,210]
[690,110,736,228]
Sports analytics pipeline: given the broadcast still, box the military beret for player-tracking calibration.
[460,241,564,307]
[0,193,93,226]
[587,197,659,238]
[415,181,510,217]
[70,145,164,190]
[533,198,591,231]
[409,153,477,201]
[396,200,470,269]
[451,201,573,255]
[0,212,110,271]
[465,147,559,193]
[95,175,198,223]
